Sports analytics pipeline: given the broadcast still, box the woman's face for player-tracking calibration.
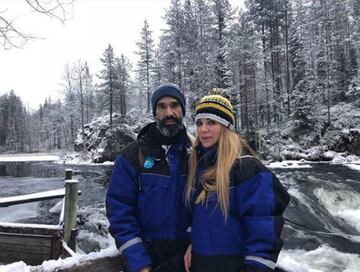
[196,118,222,148]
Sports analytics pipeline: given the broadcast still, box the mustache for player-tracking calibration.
[161,116,179,123]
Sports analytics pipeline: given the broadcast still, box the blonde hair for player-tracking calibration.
[185,126,256,219]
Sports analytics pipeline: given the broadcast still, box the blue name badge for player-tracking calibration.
[144,156,155,169]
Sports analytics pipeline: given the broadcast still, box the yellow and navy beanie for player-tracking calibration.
[195,94,235,130]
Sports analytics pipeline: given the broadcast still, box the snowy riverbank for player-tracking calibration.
[0,154,359,272]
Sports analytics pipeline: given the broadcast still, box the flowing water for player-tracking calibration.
[0,160,359,271]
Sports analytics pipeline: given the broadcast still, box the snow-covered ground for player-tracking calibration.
[0,246,120,272]
[1,245,360,272]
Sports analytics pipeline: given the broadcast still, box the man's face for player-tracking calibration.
[155,96,184,137]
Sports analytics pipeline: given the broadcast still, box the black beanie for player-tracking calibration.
[151,83,186,116]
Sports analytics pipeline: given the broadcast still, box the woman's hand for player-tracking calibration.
[184,244,192,272]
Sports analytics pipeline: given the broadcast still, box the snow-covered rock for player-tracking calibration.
[72,110,153,163]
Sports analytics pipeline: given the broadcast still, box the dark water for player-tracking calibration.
[0,161,113,224]
[273,164,360,255]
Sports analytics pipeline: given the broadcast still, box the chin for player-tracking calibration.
[202,142,214,148]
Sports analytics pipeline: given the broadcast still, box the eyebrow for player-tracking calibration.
[157,101,179,107]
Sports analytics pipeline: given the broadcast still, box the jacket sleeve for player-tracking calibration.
[106,155,151,272]
[236,169,290,272]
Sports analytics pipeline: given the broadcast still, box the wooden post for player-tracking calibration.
[63,179,79,251]
[65,169,73,180]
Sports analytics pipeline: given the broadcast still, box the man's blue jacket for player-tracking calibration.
[106,123,191,272]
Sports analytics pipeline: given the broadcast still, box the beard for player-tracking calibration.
[156,116,184,137]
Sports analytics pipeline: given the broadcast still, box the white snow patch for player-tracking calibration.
[268,160,312,169]
[49,199,63,214]
[0,154,59,162]
[0,246,120,272]
[346,163,360,171]
[0,222,61,230]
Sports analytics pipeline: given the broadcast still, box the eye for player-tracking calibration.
[170,101,180,108]
[196,120,203,127]
[157,103,166,109]
[207,119,216,125]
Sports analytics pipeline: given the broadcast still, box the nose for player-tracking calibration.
[198,123,209,133]
[165,106,174,116]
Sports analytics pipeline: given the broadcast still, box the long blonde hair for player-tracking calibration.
[185,126,255,219]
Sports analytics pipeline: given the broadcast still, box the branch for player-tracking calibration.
[0,15,37,49]
[0,0,73,49]
[25,0,74,23]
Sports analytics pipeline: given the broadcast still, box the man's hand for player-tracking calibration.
[139,267,151,272]
[184,244,192,272]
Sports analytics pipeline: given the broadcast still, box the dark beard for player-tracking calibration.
[156,116,184,137]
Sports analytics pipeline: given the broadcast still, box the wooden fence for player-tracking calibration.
[0,169,81,265]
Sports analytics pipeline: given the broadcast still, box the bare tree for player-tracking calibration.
[0,0,73,49]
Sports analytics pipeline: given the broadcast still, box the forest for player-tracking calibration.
[0,0,359,154]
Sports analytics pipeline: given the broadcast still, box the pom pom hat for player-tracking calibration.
[195,94,235,130]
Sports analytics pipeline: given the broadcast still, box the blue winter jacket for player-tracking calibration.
[106,123,191,272]
[190,147,290,272]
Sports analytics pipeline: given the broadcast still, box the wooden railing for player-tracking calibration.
[0,169,81,265]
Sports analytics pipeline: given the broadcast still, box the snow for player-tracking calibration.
[0,222,62,230]
[346,163,360,171]
[49,199,63,214]
[0,154,59,162]
[0,246,121,272]
[1,245,359,272]
[268,160,312,169]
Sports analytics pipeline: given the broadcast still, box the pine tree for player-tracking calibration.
[115,54,131,117]
[163,0,185,87]
[98,44,117,128]
[212,0,232,89]
[136,20,155,112]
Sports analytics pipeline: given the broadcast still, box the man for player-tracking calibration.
[106,83,191,272]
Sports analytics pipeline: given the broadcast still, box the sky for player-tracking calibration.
[0,0,244,110]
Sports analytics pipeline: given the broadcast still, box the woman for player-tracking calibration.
[184,94,290,272]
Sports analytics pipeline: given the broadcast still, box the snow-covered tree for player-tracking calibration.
[136,20,155,112]
[114,54,132,117]
[98,44,117,128]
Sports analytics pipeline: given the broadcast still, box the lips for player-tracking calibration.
[162,116,178,125]
[200,136,212,142]
[164,119,176,124]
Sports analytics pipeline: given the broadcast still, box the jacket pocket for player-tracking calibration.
[137,174,171,231]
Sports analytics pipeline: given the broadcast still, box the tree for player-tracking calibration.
[98,44,116,128]
[212,0,232,89]
[114,54,131,117]
[0,0,73,49]
[136,20,155,112]
[163,0,185,87]
[73,60,88,134]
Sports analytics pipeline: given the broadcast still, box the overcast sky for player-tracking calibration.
[0,0,243,110]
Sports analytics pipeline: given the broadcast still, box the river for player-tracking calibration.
[0,160,359,271]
